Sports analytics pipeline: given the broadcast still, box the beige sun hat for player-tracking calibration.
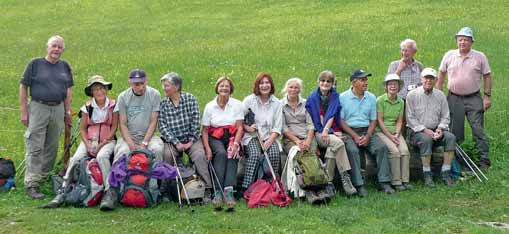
[84,75,112,97]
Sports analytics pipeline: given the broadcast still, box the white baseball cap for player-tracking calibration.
[421,68,437,79]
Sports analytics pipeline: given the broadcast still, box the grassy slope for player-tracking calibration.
[0,0,508,233]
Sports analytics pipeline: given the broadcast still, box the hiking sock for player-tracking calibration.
[441,164,451,172]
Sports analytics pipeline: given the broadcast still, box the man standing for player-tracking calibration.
[388,39,424,99]
[340,69,393,196]
[100,69,163,211]
[158,72,212,202]
[407,68,456,187]
[437,27,492,170]
[19,35,73,199]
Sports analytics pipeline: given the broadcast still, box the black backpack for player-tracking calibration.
[0,158,15,179]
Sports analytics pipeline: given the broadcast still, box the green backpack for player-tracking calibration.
[294,151,329,189]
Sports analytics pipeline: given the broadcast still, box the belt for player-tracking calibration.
[449,91,479,98]
[33,99,62,106]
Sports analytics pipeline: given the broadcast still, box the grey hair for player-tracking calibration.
[400,38,417,51]
[281,77,303,100]
[47,35,65,48]
[160,72,182,92]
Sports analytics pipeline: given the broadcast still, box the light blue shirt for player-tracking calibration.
[340,88,377,128]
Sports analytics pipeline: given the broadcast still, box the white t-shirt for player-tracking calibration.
[202,96,244,127]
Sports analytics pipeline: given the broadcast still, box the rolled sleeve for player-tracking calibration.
[438,98,450,131]
[272,102,283,135]
[305,112,314,131]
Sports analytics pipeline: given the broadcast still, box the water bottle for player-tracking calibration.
[90,136,98,152]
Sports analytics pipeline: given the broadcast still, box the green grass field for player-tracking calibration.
[1,0,509,233]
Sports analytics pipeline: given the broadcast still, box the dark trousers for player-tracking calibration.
[448,92,489,163]
[209,137,238,190]
[344,127,391,186]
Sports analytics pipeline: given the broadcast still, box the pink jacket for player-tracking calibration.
[84,99,116,143]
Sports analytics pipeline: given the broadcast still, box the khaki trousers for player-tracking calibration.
[376,133,410,185]
[315,134,351,181]
[23,101,64,188]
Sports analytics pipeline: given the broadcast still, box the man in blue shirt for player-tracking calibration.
[341,69,393,196]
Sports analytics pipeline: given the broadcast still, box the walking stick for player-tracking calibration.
[167,143,194,212]
[254,130,282,192]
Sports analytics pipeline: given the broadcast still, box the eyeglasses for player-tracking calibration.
[319,79,333,83]
[91,86,106,92]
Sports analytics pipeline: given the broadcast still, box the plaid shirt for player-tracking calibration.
[158,92,201,145]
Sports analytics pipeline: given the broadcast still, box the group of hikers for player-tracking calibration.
[19,26,493,211]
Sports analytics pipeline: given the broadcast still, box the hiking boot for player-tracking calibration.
[40,188,65,209]
[339,171,357,196]
[100,189,118,211]
[402,182,413,190]
[393,184,406,192]
[224,186,236,212]
[305,190,321,204]
[423,172,435,188]
[202,189,212,205]
[25,186,45,200]
[212,189,223,211]
[379,182,395,194]
[441,170,455,187]
[355,186,368,197]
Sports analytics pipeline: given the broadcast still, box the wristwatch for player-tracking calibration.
[142,141,149,147]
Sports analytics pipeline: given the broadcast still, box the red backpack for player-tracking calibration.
[64,157,104,207]
[120,149,159,208]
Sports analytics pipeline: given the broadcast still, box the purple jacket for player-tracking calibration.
[108,154,178,188]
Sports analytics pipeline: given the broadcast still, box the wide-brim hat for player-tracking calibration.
[84,75,112,97]
[383,73,404,86]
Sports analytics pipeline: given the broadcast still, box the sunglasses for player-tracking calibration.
[319,79,333,83]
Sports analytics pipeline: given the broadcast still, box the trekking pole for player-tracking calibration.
[456,144,488,181]
[208,161,225,198]
[208,161,226,211]
[254,130,282,193]
[167,143,194,212]
[455,146,482,182]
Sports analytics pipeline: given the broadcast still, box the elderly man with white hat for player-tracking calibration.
[406,68,456,187]
[436,27,492,170]
[375,74,411,191]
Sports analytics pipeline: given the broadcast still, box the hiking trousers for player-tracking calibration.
[376,133,410,185]
[315,133,351,176]
[24,101,64,188]
[242,138,280,189]
[163,140,212,189]
[209,137,238,190]
[447,92,489,164]
[344,127,391,187]
[62,140,116,187]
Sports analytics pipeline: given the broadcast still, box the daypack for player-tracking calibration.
[294,151,329,189]
[0,157,15,191]
[160,165,206,204]
[243,178,292,208]
[120,149,160,208]
[0,157,15,179]
[64,157,104,207]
